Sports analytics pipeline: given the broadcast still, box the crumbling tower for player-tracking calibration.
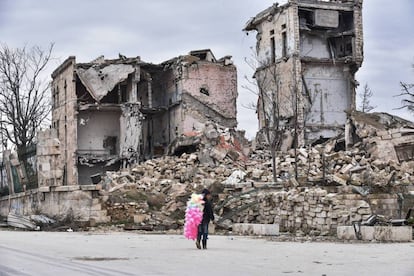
[244,0,363,145]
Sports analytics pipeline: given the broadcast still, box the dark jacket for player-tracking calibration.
[203,199,215,223]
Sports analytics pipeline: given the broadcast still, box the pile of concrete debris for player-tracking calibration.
[251,140,414,189]
[96,115,413,234]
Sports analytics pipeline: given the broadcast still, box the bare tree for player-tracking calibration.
[397,81,414,114]
[244,51,293,182]
[358,83,376,113]
[0,43,53,155]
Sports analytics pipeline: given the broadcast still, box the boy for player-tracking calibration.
[196,188,214,249]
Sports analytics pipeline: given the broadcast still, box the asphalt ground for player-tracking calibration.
[0,231,413,276]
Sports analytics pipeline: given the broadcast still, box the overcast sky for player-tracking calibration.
[1,0,413,138]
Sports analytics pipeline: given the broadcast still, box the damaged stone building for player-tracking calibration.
[244,0,363,145]
[45,50,237,186]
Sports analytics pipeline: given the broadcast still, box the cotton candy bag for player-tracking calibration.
[183,193,205,240]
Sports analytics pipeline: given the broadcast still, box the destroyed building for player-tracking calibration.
[244,0,364,145]
[45,50,237,185]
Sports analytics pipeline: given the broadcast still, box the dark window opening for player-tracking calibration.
[329,36,353,58]
[282,32,287,57]
[270,37,276,63]
[172,145,198,156]
[137,80,149,108]
[193,52,207,60]
[311,137,329,147]
[334,139,346,152]
[103,136,117,155]
[55,86,59,107]
[76,77,95,103]
[270,30,275,35]
[200,87,209,96]
[299,9,314,30]
[338,11,354,32]
[101,83,128,104]
[52,87,56,108]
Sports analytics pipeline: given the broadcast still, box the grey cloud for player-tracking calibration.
[0,0,412,138]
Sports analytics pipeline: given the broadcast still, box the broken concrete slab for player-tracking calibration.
[77,64,135,102]
[7,213,37,230]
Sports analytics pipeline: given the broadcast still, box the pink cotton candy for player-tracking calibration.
[184,202,204,240]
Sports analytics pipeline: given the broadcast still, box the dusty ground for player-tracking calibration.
[0,230,413,276]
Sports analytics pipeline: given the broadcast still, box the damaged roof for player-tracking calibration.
[161,49,232,68]
[76,55,141,68]
[77,64,135,102]
[243,3,284,31]
[243,0,359,31]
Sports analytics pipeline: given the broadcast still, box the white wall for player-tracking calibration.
[77,110,121,155]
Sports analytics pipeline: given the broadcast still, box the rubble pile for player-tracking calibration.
[251,142,414,188]
[100,153,230,230]
[97,118,413,234]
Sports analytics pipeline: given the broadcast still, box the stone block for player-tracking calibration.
[337,226,412,242]
[332,174,347,186]
[316,211,327,218]
[232,223,280,236]
[134,214,149,223]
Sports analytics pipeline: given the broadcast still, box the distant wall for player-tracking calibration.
[0,185,109,223]
[217,187,409,234]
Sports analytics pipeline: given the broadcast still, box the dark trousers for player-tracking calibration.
[197,221,209,241]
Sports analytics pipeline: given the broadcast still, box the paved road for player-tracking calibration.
[0,231,413,276]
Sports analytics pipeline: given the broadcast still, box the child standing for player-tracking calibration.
[196,188,214,249]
